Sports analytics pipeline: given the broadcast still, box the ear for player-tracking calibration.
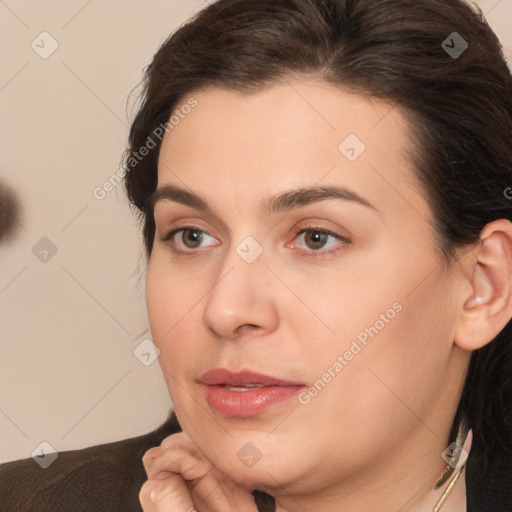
[454,219,512,351]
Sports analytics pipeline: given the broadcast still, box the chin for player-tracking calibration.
[220,462,297,494]
[175,403,312,486]
[205,440,307,493]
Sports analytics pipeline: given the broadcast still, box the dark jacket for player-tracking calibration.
[0,410,510,511]
[0,410,273,512]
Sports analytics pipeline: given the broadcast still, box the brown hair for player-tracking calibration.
[124,0,512,470]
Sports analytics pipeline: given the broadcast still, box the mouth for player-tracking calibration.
[199,368,306,417]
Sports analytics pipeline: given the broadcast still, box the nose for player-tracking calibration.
[202,243,279,340]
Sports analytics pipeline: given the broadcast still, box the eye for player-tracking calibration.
[290,227,350,256]
[157,225,350,257]
[158,226,219,253]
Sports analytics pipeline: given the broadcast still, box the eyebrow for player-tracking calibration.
[148,184,379,215]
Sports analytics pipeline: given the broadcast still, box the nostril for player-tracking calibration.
[235,324,260,335]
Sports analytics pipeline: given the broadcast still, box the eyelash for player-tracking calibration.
[158,224,351,258]
[288,225,350,257]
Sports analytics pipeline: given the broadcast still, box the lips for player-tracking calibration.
[200,368,306,417]
[200,368,305,387]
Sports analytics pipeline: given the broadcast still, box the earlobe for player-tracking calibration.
[455,220,512,351]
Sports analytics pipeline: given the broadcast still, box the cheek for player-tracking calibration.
[145,264,209,419]
[145,263,173,341]
[350,293,454,457]
[286,256,455,436]
[145,260,205,370]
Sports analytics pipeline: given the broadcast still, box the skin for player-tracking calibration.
[140,78,512,511]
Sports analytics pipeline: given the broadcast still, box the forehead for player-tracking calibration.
[161,79,406,151]
[156,79,429,221]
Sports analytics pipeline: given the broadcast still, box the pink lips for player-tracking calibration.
[200,369,306,417]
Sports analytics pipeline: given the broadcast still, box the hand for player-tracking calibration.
[139,431,261,512]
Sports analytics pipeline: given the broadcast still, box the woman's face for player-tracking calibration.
[145,79,468,499]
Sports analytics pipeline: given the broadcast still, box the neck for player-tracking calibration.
[273,421,467,512]
[409,429,471,512]
[409,467,467,512]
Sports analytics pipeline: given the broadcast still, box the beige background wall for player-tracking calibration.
[1,0,511,463]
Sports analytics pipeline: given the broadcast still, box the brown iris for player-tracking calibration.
[181,229,204,249]
[304,231,329,250]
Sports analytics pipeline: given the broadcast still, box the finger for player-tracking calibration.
[142,442,212,482]
[139,476,197,512]
[142,436,232,511]
[142,435,258,512]
[146,454,258,512]
[189,471,258,512]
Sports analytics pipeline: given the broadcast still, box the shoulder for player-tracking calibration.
[0,410,181,512]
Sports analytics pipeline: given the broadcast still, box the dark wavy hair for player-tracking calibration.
[123,0,512,475]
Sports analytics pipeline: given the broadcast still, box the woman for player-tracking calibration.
[123,0,512,510]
